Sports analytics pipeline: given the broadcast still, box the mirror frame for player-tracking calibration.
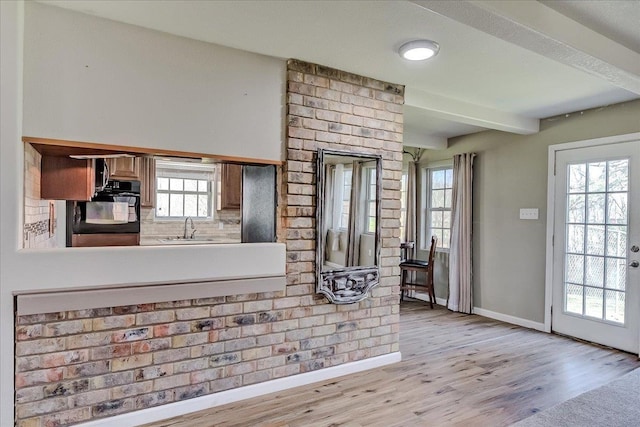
[315,148,382,304]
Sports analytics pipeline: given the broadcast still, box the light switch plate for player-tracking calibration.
[520,208,539,220]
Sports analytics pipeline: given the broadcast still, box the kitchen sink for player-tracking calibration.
[158,237,219,245]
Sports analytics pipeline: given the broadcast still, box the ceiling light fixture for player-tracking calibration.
[398,40,440,61]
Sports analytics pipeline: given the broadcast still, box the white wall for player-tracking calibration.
[5,1,288,292]
[23,2,285,162]
[1,4,287,426]
[0,1,24,424]
[7,2,288,290]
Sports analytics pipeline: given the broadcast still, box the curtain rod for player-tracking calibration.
[403,148,423,162]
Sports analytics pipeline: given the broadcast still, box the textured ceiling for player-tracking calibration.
[541,0,640,52]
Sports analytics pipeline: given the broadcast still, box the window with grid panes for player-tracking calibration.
[364,166,377,233]
[155,160,215,219]
[426,167,453,249]
[339,168,352,229]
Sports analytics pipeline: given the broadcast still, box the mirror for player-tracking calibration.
[316,149,382,304]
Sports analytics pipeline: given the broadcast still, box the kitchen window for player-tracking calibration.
[424,166,453,250]
[155,159,216,219]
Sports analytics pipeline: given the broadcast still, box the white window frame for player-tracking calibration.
[363,165,377,234]
[421,161,454,252]
[338,166,352,230]
[155,159,217,220]
[399,169,408,242]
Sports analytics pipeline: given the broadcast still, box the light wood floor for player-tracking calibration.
[144,302,640,427]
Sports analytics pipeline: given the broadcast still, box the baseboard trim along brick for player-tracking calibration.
[75,352,402,427]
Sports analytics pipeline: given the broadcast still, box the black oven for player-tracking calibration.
[67,180,141,244]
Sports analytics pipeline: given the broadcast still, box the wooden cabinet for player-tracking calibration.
[72,233,140,247]
[107,156,155,207]
[41,156,94,201]
[140,157,156,208]
[107,157,141,180]
[220,164,242,210]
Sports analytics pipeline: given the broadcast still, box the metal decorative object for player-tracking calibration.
[318,267,380,304]
[316,149,382,304]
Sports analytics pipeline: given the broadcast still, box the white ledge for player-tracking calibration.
[7,242,286,295]
[16,275,285,315]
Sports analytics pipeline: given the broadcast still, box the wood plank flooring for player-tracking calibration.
[144,302,640,427]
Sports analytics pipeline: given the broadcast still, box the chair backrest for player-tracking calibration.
[427,235,437,278]
[427,236,437,264]
[400,241,415,261]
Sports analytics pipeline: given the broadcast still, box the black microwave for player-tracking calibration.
[68,180,141,238]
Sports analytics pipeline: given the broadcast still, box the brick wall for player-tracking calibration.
[14,60,404,426]
[283,59,404,299]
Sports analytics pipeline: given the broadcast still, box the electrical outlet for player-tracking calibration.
[519,208,539,220]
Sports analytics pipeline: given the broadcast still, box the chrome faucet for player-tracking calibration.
[183,217,197,239]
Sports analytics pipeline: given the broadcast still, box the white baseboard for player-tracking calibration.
[411,296,544,333]
[473,307,546,332]
[76,352,402,427]
[405,292,446,307]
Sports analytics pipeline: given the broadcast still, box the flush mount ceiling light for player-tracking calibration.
[398,40,440,61]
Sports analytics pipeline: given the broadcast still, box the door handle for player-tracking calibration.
[630,260,640,268]
[631,245,639,253]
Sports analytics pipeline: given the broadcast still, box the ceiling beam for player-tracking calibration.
[413,0,640,95]
[403,130,448,150]
[405,88,540,135]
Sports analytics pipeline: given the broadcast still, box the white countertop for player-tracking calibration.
[140,237,241,246]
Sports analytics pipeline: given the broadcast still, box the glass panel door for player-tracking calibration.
[552,139,639,354]
[563,160,628,324]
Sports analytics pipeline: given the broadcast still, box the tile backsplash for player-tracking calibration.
[24,143,58,249]
[140,207,241,243]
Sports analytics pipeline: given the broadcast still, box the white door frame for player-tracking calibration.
[544,132,640,354]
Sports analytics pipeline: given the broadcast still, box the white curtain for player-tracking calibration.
[448,153,476,313]
[332,164,344,230]
[346,161,362,266]
[324,164,335,231]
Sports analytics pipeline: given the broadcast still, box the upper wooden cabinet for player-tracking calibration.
[140,157,156,208]
[41,156,94,201]
[107,157,140,180]
[220,164,242,210]
[107,156,155,207]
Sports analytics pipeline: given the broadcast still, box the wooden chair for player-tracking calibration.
[400,236,437,308]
